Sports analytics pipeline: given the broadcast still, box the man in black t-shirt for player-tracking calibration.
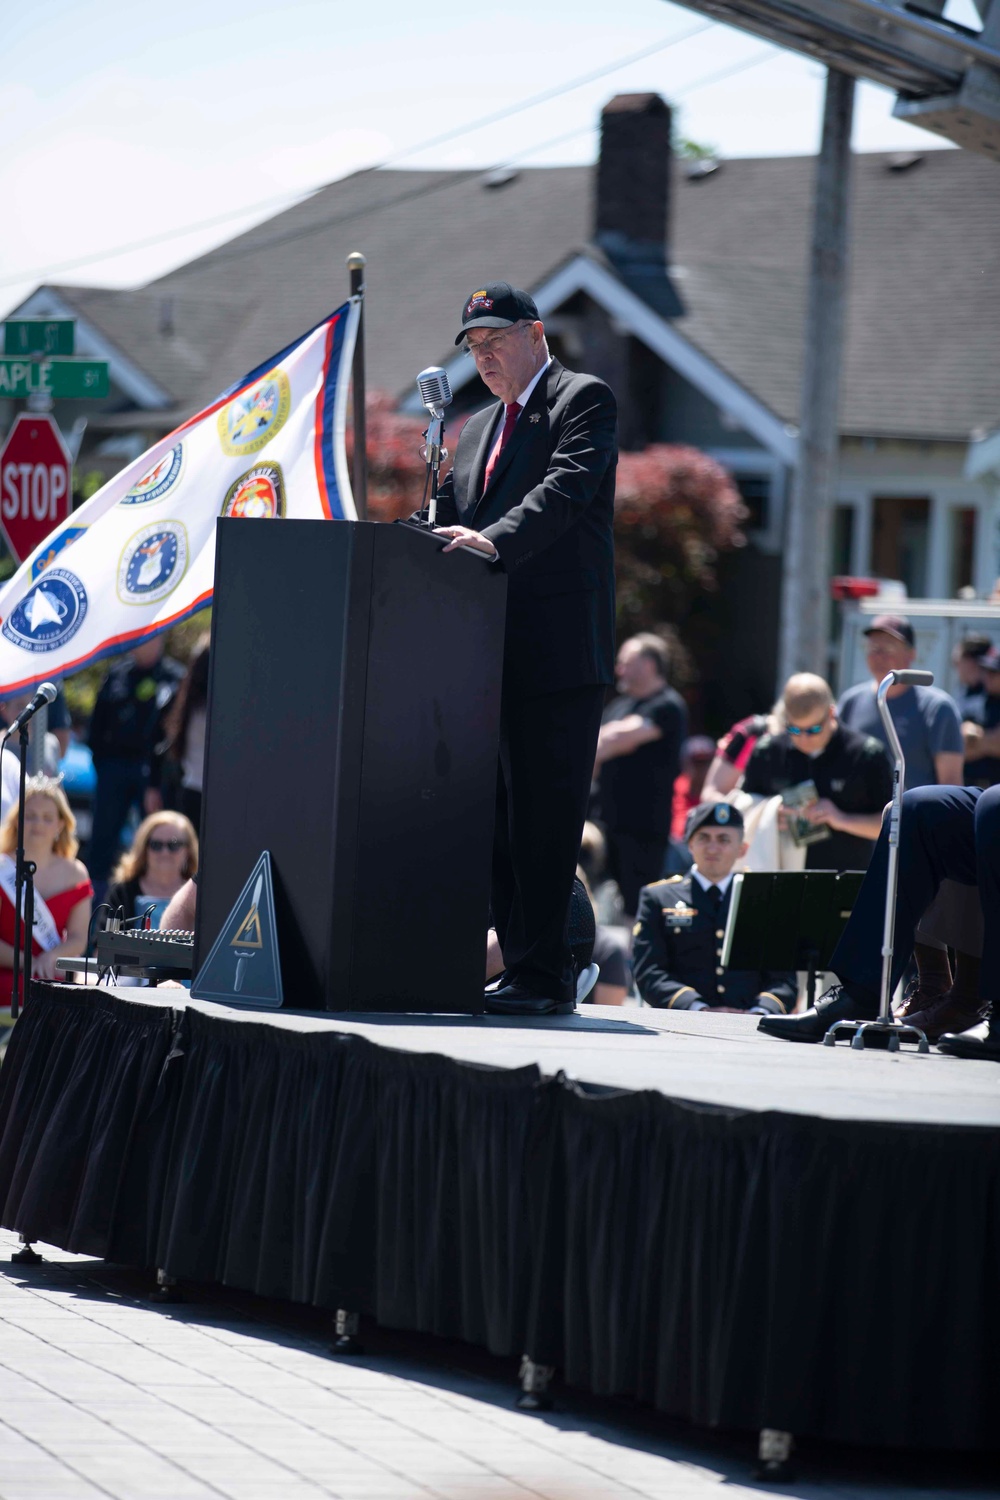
[962,645,1000,789]
[595,633,687,913]
[88,637,185,891]
[742,673,892,871]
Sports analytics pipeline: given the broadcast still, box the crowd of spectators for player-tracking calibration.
[0,634,208,1018]
[580,616,1000,1022]
[2,609,998,1025]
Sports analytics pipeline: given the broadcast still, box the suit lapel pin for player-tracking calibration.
[529,412,541,424]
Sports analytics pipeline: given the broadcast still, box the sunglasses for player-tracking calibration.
[148,838,188,852]
[787,721,826,737]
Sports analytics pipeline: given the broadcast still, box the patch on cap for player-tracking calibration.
[685,800,745,841]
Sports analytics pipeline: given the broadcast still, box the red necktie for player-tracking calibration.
[481,402,521,494]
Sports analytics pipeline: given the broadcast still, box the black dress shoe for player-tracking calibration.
[936,1022,1000,1060]
[484,980,575,1017]
[757,984,876,1044]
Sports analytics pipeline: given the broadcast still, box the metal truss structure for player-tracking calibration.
[668,0,1000,161]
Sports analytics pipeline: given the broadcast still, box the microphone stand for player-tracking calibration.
[6,721,33,1021]
[421,406,447,527]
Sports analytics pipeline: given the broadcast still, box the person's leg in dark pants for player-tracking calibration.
[490,684,606,1005]
[832,785,980,999]
[938,784,1000,1057]
[760,785,980,1042]
[974,785,1000,1013]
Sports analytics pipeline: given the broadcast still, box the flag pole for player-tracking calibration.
[347,252,368,520]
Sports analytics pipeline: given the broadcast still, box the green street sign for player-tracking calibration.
[3,319,75,356]
[0,356,109,400]
[49,359,109,399]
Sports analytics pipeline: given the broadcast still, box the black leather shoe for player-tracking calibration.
[757,984,877,1044]
[484,980,575,1017]
[936,1022,1000,1060]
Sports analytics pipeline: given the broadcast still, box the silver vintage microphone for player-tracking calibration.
[416,367,452,525]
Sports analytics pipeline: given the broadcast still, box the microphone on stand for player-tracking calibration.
[416,367,452,526]
[5,682,57,738]
[417,367,452,417]
[3,680,57,1021]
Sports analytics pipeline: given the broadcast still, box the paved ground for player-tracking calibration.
[0,1229,994,1500]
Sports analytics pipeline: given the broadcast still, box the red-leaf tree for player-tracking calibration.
[613,444,746,638]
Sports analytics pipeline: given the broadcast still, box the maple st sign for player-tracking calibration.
[0,316,111,563]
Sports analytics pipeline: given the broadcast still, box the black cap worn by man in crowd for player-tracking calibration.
[455,282,541,343]
[862,614,915,647]
[684,799,744,840]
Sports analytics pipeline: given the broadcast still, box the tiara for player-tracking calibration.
[25,772,66,796]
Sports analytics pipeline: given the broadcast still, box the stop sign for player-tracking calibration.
[0,413,72,565]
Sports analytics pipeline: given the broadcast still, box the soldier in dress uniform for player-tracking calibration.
[632,801,797,1013]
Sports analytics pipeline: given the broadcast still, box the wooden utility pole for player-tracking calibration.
[778,68,855,682]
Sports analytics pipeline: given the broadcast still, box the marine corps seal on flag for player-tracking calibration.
[221,463,286,519]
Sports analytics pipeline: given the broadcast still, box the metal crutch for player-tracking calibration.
[824,668,934,1053]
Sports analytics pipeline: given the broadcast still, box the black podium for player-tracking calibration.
[195,519,507,1012]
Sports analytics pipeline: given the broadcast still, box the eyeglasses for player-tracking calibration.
[148,838,188,852]
[786,720,826,737]
[463,324,526,359]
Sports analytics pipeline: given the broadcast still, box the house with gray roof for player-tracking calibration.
[5,92,999,714]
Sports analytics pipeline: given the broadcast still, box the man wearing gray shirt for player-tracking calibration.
[837,615,963,790]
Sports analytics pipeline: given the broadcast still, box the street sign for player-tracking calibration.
[0,357,108,401]
[49,360,109,399]
[0,414,73,564]
[3,320,75,357]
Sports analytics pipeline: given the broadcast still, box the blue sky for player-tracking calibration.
[1,0,979,317]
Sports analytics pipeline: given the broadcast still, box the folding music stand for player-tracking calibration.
[721,870,865,1009]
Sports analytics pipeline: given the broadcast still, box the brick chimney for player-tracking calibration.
[594,93,680,318]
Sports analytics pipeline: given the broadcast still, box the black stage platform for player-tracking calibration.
[1,983,998,1452]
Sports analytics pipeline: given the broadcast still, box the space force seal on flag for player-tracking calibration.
[0,298,360,696]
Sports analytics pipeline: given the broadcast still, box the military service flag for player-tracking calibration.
[0,299,360,694]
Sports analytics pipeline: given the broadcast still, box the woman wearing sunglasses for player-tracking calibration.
[105,811,199,930]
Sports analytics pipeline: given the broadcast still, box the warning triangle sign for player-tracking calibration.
[191,850,284,1008]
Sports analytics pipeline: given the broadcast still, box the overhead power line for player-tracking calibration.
[0,22,714,291]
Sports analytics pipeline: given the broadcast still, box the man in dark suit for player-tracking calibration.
[433,281,618,1016]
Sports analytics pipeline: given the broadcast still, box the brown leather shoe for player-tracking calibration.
[895,975,951,1020]
[906,989,988,1041]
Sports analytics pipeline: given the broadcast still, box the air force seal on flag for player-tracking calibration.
[117,522,189,605]
[222,464,285,519]
[2,569,88,653]
[120,445,185,506]
[218,371,291,457]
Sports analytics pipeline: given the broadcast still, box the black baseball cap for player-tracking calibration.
[685,801,744,842]
[455,282,540,345]
[862,614,915,647]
